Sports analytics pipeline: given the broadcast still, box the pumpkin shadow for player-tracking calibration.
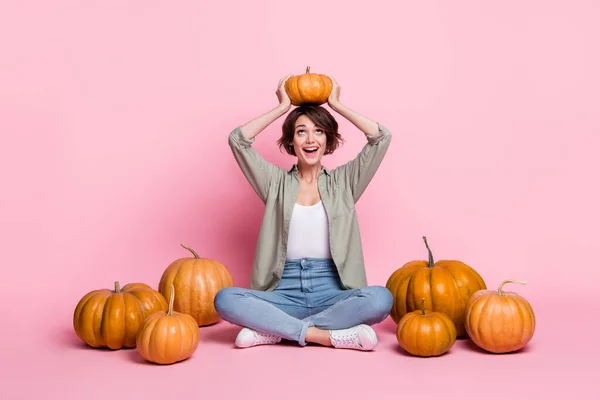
[56,326,146,353]
[394,345,455,358]
[200,322,240,346]
[458,338,535,355]
[125,349,199,365]
[126,349,152,364]
[55,327,115,351]
[380,316,398,334]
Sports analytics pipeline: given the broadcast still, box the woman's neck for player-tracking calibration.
[297,162,322,183]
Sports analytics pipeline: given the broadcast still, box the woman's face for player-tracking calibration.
[292,115,327,167]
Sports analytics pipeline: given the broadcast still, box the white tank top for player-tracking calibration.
[286,201,332,259]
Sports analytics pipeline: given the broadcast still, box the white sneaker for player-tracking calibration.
[329,324,378,351]
[235,327,282,348]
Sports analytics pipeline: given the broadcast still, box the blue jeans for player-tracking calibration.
[214,258,393,346]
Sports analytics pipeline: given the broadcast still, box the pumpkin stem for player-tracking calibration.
[167,284,175,316]
[181,244,200,259]
[497,280,527,296]
[306,66,310,74]
[422,236,435,268]
[114,281,121,293]
[420,298,426,316]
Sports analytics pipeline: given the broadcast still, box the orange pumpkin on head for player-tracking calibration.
[285,66,332,106]
[386,236,486,337]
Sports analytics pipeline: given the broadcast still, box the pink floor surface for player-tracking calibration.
[3,296,593,400]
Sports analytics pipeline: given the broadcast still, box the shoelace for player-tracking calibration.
[254,332,280,345]
[331,332,363,348]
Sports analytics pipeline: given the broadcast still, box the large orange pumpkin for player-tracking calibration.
[137,284,199,365]
[73,281,168,349]
[397,299,457,357]
[464,280,536,353]
[158,244,234,326]
[285,66,333,106]
[385,236,486,337]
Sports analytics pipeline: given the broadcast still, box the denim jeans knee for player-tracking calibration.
[360,285,393,322]
[212,286,312,345]
[213,286,242,317]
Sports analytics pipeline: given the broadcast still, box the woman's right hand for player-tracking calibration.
[240,75,293,140]
[276,75,292,110]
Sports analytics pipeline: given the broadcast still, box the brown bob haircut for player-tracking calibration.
[278,105,344,156]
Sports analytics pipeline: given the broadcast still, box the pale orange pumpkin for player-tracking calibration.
[385,236,486,337]
[136,284,199,365]
[285,66,333,106]
[158,244,234,326]
[396,299,457,357]
[464,280,536,353]
[73,281,167,349]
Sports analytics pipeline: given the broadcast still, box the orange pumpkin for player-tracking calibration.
[385,236,486,337]
[397,299,457,357]
[120,283,168,314]
[137,284,199,365]
[73,281,167,349]
[464,280,536,353]
[158,244,234,326]
[285,66,333,106]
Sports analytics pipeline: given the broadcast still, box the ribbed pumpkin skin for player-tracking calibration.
[397,307,457,357]
[136,289,199,365]
[73,281,166,349]
[121,283,168,315]
[464,280,536,353]
[285,66,333,106]
[158,245,234,326]
[386,237,486,337]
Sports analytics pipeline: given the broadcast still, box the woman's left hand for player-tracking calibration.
[327,76,341,109]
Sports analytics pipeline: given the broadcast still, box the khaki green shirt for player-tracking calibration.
[228,123,392,291]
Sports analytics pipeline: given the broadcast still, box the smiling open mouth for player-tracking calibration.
[303,147,319,153]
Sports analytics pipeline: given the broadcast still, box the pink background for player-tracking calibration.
[1,0,598,398]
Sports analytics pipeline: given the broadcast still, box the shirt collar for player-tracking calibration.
[288,164,331,176]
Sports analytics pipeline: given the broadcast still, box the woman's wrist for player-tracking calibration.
[276,102,291,115]
[328,100,342,113]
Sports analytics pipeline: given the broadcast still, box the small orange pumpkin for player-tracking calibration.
[158,244,234,326]
[386,236,486,337]
[73,281,167,349]
[285,66,333,106]
[136,284,199,365]
[396,299,457,357]
[464,280,536,353]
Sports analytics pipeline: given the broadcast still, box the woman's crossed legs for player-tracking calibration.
[214,285,393,350]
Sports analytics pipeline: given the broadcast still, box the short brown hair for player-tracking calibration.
[278,105,344,156]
